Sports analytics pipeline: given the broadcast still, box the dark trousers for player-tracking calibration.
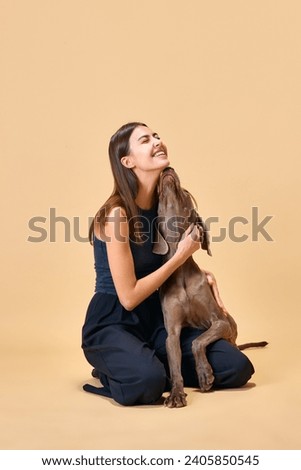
[83,324,255,406]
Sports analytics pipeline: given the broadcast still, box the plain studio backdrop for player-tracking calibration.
[1,0,300,450]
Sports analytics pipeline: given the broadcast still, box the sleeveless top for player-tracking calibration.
[82,206,165,349]
[93,206,163,295]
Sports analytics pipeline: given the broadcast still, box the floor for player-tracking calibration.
[1,329,300,450]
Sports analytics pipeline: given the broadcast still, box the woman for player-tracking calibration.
[81,122,254,406]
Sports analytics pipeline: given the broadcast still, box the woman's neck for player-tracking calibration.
[135,188,155,210]
[135,174,159,210]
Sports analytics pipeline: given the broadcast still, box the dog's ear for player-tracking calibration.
[190,209,212,256]
[152,225,169,255]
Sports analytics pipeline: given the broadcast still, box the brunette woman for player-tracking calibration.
[81,122,254,406]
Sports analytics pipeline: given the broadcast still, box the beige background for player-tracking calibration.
[1,0,301,450]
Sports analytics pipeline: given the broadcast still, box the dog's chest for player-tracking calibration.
[161,269,218,329]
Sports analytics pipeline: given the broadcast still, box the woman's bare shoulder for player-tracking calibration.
[94,206,128,241]
[105,206,127,219]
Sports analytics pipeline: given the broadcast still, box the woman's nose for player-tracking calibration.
[153,136,161,147]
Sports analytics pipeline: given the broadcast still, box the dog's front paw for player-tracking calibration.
[164,390,187,408]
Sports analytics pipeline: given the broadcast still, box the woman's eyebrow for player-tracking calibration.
[137,134,150,141]
[137,132,159,141]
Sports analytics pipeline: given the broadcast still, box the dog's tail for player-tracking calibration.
[238,341,268,350]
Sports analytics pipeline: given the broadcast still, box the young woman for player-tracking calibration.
[81,122,254,406]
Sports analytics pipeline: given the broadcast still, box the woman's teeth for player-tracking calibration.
[153,151,165,157]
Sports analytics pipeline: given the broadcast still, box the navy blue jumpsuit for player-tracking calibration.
[81,206,254,406]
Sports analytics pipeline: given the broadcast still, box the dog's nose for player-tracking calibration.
[162,166,174,173]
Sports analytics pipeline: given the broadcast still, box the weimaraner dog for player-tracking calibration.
[153,167,267,408]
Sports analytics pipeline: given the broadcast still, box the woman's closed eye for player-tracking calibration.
[138,132,160,144]
[142,135,160,143]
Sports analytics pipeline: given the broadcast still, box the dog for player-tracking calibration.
[153,167,267,408]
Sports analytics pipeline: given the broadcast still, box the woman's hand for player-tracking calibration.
[204,270,229,317]
[175,224,201,263]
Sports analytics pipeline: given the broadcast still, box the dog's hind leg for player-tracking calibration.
[192,320,233,392]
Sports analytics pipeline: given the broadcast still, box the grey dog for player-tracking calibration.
[153,167,267,408]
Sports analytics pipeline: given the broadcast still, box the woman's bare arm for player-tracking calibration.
[102,207,200,310]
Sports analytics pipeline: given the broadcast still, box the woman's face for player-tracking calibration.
[123,125,169,173]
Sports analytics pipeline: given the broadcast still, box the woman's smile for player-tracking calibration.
[152,149,167,158]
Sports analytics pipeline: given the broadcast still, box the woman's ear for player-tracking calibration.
[121,156,135,169]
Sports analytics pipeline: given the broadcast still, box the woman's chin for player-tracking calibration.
[155,157,170,169]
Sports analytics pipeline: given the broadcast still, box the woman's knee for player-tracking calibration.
[205,339,255,389]
[214,350,255,389]
[232,353,255,387]
[115,363,167,406]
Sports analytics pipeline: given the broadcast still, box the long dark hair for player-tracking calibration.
[89,122,148,244]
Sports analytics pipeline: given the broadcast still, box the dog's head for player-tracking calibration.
[153,167,212,256]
